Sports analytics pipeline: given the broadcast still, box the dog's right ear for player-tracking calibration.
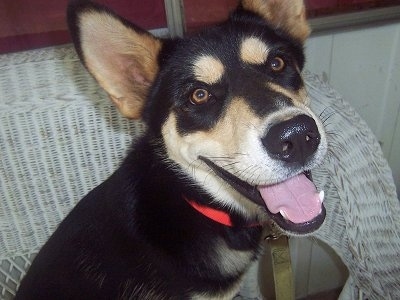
[67,1,162,119]
[241,0,310,43]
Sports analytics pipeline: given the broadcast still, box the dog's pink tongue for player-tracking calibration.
[258,174,322,224]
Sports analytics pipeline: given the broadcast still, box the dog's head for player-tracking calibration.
[68,0,327,234]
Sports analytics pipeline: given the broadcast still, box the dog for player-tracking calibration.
[15,0,327,298]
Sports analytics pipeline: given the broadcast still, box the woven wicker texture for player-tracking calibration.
[1,45,399,299]
[305,71,400,300]
[0,46,145,299]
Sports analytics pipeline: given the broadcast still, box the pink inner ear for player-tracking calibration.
[130,65,151,86]
[77,9,162,118]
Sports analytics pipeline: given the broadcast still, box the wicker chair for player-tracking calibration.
[1,45,399,299]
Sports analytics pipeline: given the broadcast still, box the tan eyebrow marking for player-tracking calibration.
[267,82,308,105]
[240,37,269,65]
[193,55,225,85]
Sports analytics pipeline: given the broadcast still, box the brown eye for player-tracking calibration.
[270,56,285,72]
[190,88,211,105]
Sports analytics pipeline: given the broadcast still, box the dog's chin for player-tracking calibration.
[199,156,326,235]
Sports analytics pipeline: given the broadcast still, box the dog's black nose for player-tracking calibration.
[262,114,321,165]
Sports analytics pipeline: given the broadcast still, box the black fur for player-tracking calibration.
[16,135,262,299]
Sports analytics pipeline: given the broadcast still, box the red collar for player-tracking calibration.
[183,195,261,228]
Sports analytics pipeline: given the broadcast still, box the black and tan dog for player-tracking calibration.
[16,0,327,298]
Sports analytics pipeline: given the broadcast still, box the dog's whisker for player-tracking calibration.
[245,166,263,186]
[220,161,240,169]
[234,164,257,182]
[206,155,235,159]
[248,166,263,186]
[232,152,248,156]
[242,121,259,131]
[319,106,336,124]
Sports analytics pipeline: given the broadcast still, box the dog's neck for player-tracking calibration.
[183,195,261,228]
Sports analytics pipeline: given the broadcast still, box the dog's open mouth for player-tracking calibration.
[199,156,325,234]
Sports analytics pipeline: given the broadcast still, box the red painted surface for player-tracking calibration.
[183,0,238,33]
[305,0,400,17]
[183,0,400,31]
[1,0,399,54]
[0,0,166,54]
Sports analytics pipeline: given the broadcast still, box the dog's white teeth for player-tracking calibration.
[280,210,289,220]
[319,190,325,203]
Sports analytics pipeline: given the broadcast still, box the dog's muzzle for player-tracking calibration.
[200,114,326,235]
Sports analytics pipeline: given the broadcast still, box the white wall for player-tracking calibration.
[292,20,400,298]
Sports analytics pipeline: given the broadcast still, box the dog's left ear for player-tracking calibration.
[241,0,310,43]
[67,1,162,119]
